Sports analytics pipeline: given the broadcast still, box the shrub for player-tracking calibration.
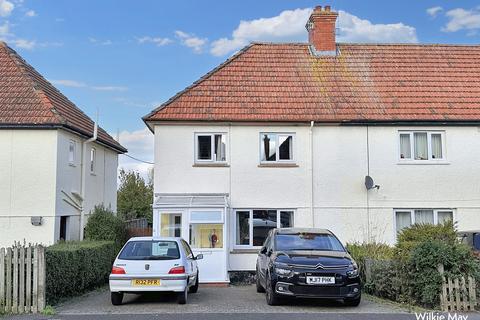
[346,242,395,283]
[45,241,117,305]
[395,220,457,261]
[365,259,402,301]
[84,205,127,249]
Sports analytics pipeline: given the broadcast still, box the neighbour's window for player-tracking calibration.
[195,133,227,163]
[118,240,180,260]
[395,209,453,234]
[90,147,96,173]
[235,209,294,247]
[399,131,445,161]
[260,133,294,162]
[68,140,76,164]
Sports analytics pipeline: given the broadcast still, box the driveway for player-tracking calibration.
[60,284,407,314]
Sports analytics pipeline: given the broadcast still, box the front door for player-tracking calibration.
[188,210,227,283]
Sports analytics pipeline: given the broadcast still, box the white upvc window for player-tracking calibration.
[394,209,454,234]
[90,147,96,173]
[234,209,294,248]
[68,140,76,165]
[194,133,227,163]
[260,133,295,163]
[398,131,445,162]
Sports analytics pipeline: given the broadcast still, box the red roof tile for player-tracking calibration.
[144,43,480,124]
[0,42,126,153]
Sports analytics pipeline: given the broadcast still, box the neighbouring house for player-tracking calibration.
[143,5,480,283]
[0,42,127,248]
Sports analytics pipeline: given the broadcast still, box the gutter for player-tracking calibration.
[79,120,98,240]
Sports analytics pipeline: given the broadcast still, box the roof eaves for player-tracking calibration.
[142,43,256,131]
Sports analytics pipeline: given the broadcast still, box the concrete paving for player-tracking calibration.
[53,284,409,314]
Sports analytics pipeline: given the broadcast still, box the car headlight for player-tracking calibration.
[346,262,359,278]
[274,263,293,277]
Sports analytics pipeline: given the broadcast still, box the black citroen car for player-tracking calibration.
[256,228,361,306]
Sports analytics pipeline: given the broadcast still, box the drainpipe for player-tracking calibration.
[79,119,98,240]
[310,121,315,226]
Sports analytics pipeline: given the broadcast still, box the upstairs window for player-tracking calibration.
[68,140,76,165]
[195,133,227,163]
[399,131,445,161]
[90,147,96,173]
[260,133,294,163]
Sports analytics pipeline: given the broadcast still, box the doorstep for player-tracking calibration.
[199,282,230,288]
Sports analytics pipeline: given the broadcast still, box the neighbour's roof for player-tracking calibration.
[144,42,480,124]
[0,42,127,153]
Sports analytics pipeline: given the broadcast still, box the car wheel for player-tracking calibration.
[265,275,281,306]
[177,287,188,304]
[111,292,123,306]
[344,295,361,307]
[256,269,265,293]
[189,272,199,294]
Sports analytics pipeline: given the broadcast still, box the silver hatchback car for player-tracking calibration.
[109,236,203,305]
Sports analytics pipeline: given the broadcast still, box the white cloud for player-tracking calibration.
[210,7,418,56]
[92,85,128,91]
[50,79,127,91]
[175,30,207,53]
[88,37,113,45]
[0,21,9,37]
[50,79,87,88]
[443,7,480,32]
[0,0,14,17]
[25,9,35,17]
[336,10,417,43]
[427,6,443,18]
[116,128,154,180]
[12,38,35,49]
[137,36,172,46]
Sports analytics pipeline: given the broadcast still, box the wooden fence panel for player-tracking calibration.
[438,263,477,312]
[0,244,44,314]
[5,248,11,313]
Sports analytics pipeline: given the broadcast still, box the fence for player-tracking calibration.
[0,244,45,314]
[438,264,477,312]
[125,218,152,238]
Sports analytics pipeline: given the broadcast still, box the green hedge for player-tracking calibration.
[84,205,127,250]
[46,241,117,304]
[346,242,395,283]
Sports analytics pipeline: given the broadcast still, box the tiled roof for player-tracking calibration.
[144,42,480,123]
[0,42,126,153]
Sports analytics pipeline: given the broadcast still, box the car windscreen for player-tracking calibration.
[275,233,345,252]
[118,240,180,260]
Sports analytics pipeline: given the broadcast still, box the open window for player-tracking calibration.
[260,133,294,163]
[195,133,227,163]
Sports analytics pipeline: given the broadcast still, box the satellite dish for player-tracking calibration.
[365,176,380,190]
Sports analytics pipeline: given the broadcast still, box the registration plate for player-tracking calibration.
[132,279,160,286]
[306,276,335,285]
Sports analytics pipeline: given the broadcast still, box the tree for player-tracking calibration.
[117,169,153,222]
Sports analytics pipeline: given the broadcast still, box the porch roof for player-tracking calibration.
[153,193,229,208]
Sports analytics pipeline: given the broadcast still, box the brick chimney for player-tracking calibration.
[306,5,338,55]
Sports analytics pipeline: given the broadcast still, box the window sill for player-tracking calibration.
[230,248,261,254]
[193,163,230,168]
[397,161,450,165]
[68,163,76,167]
[258,163,298,168]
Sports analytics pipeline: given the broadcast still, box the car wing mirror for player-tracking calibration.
[260,246,267,254]
[195,254,204,260]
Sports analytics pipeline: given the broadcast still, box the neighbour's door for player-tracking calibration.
[188,210,227,283]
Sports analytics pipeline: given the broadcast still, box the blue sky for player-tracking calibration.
[1,0,480,174]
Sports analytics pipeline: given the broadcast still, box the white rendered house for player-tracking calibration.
[143,6,480,283]
[0,42,126,247]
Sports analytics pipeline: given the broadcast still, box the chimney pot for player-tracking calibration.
[306,4,338,55]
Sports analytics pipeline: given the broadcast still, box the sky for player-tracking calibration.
[1,0,480,177]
